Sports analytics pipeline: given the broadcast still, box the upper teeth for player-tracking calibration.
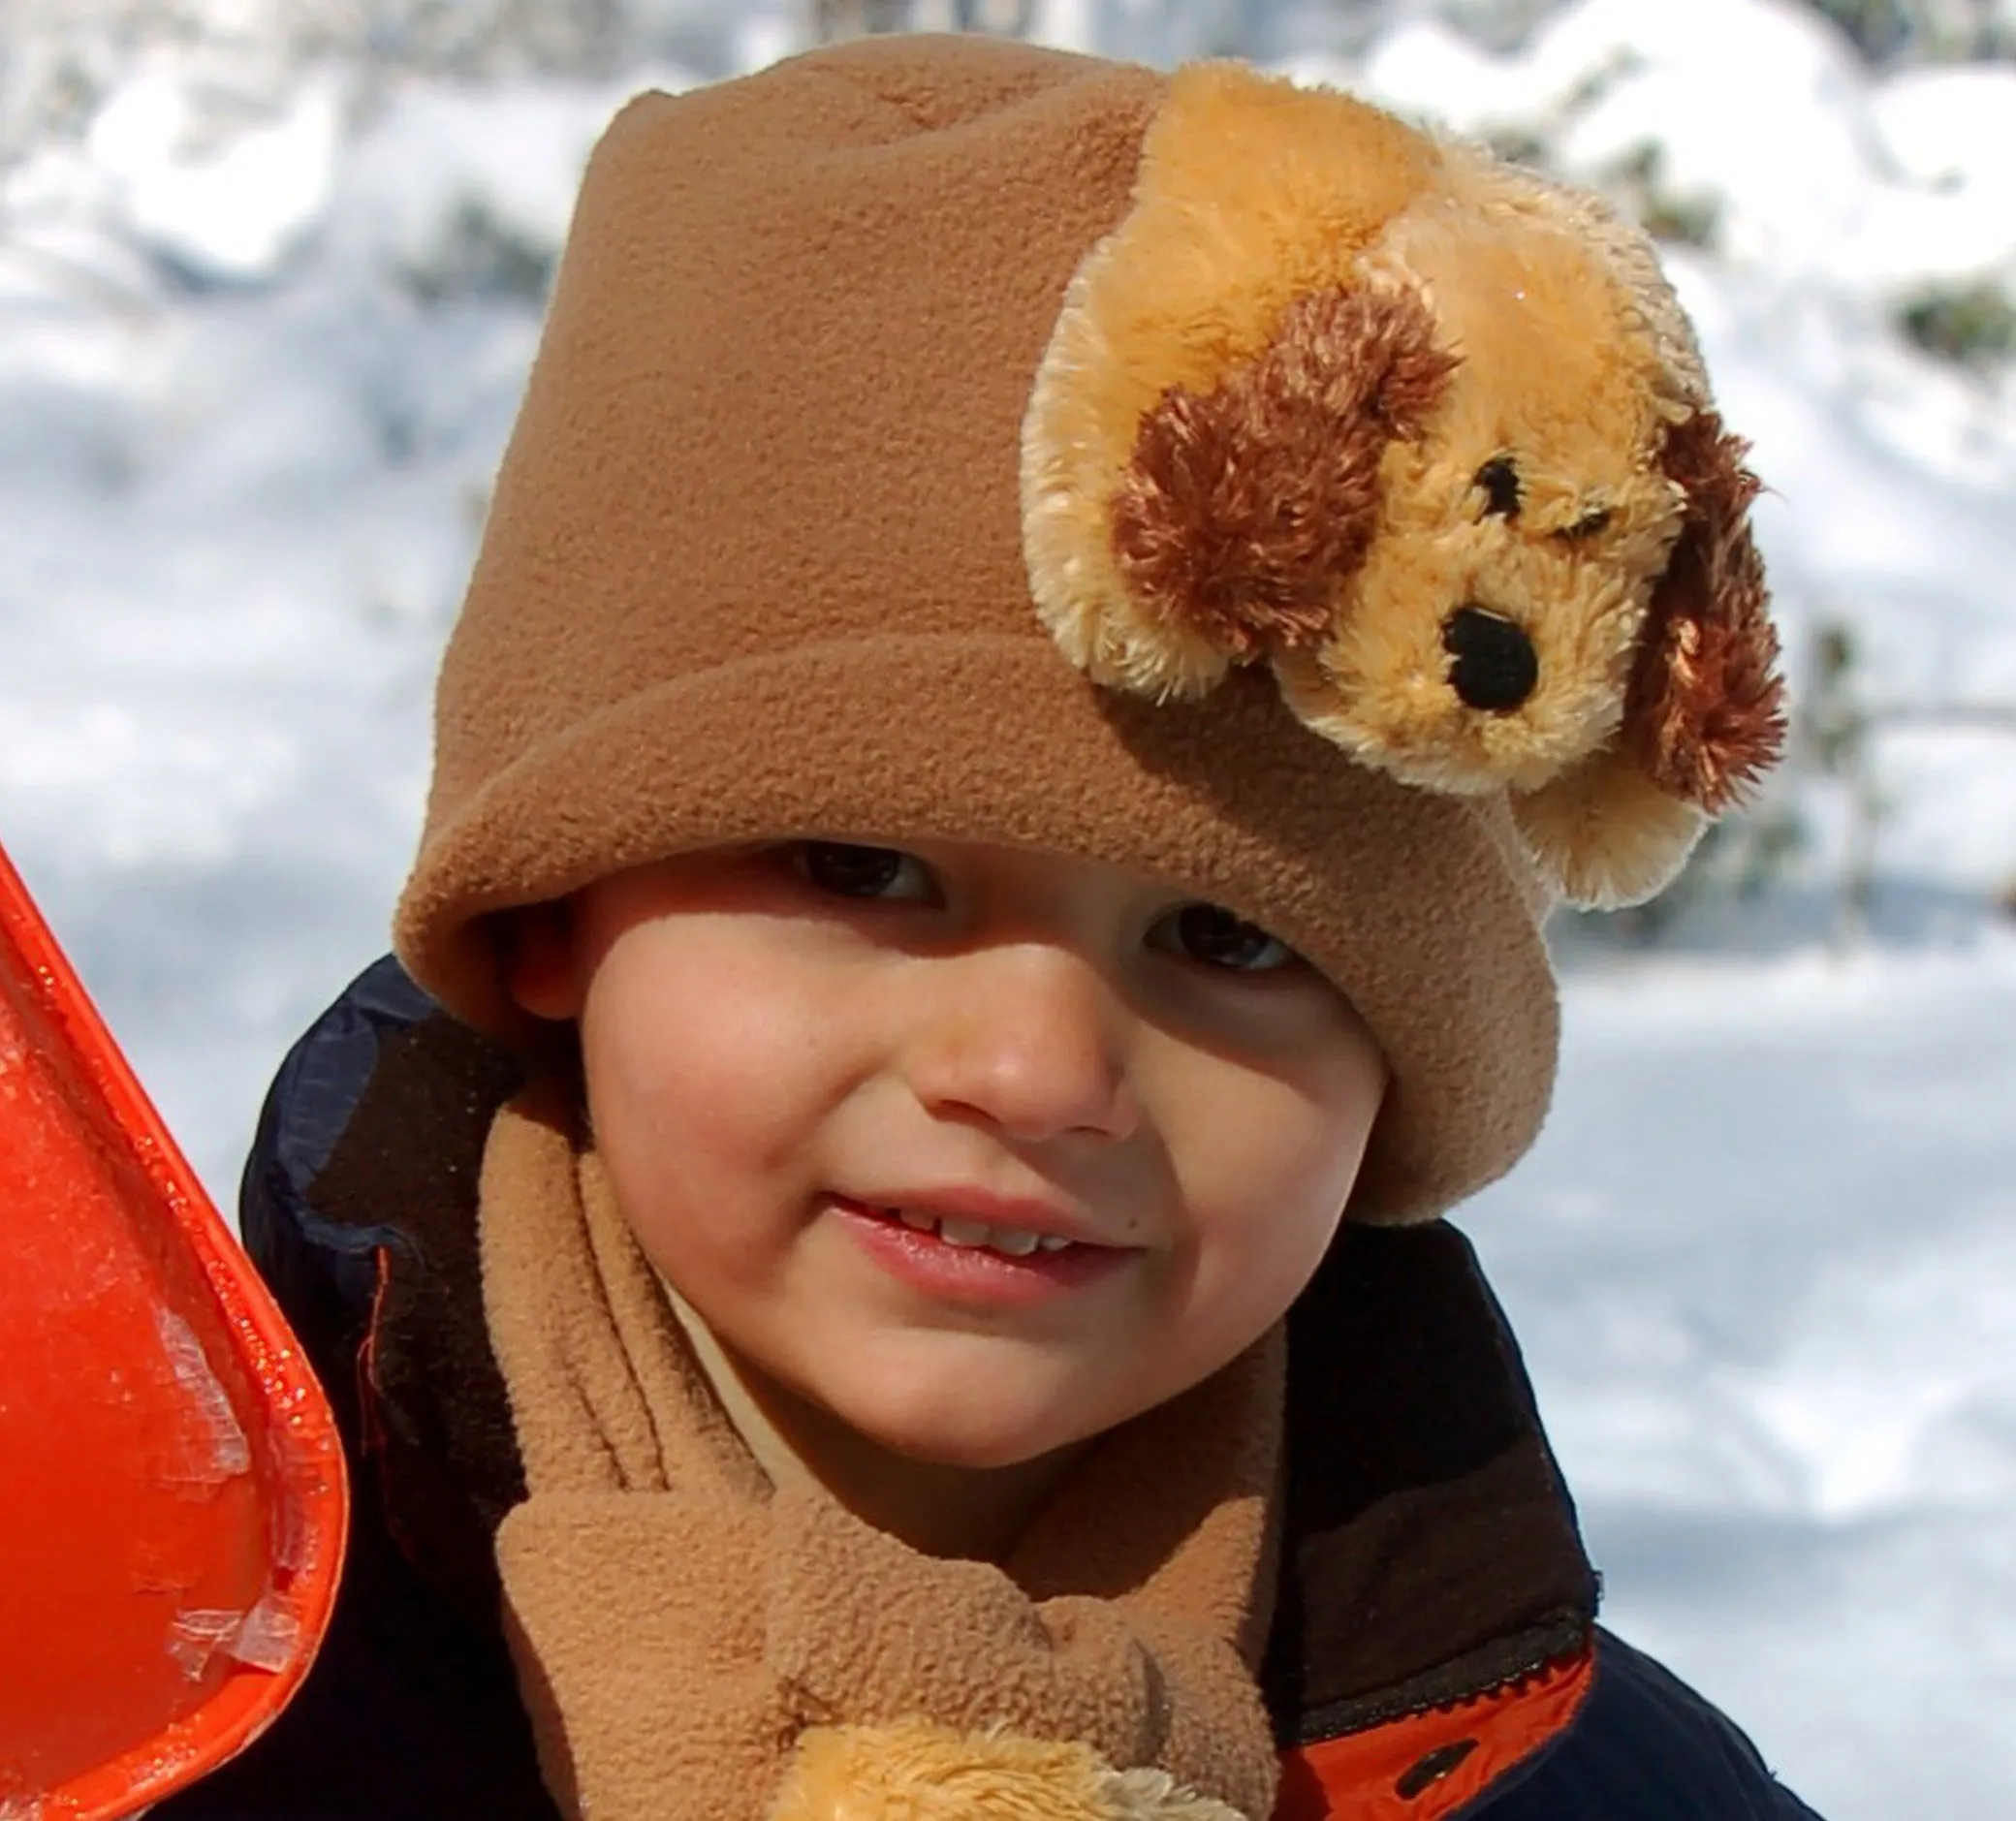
[893,1209,1072,1255]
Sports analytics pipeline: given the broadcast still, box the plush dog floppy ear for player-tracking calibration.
[1022,62,1449,703]
[1627,409,1784,814]
[1509,408,1785,906]
[1105,281,1457,675]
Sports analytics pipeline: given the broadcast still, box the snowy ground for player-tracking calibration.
[1468,937,2016,1815]
[3,2,2015,1816]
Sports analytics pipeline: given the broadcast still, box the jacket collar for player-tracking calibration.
[1267,1220,1597,1744]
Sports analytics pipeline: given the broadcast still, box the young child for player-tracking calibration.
[156,31,1818,1821]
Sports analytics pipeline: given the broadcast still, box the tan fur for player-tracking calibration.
[1110,283,1456,665]
[770,1721,1247,1821]
[1429,143,1707,416]
[1511,755,1706,908]
[1022,61,1439,696]
[1021,63,1781,907]
[1324,160,1690,795]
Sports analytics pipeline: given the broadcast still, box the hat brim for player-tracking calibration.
[396,632,1557,1225]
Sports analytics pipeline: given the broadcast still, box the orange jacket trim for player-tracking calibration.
[1275,1643,1595,1821]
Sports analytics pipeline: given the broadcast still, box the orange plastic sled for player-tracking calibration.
[0,839,347,1819]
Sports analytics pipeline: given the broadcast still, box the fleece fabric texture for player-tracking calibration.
[392,33,1559,1226]
[478,1076,1284,1821]
[143,958,1824,1821]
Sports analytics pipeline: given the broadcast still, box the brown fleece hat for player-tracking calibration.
[394,34,1781,1224]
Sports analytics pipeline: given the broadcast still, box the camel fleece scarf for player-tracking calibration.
[476,1082,1287,1821]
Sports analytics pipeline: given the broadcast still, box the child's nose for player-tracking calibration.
[901,943,1141,1145]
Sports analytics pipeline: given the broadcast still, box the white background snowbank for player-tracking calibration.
[1470,939,2016,1813]
[2,3,2013,1814]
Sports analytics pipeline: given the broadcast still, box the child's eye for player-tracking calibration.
[792,841,935,902]
[1156,902,1300,974]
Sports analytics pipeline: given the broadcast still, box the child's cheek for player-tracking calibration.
[1179,1068,1377,1314]
[581,937,839,1283]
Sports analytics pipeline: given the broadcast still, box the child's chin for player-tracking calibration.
[891,1430,1067,1471]
[836,1390,1096,1472]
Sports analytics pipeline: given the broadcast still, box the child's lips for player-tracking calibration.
[826,1195,1134,1304]
[842,1184,1118,1252]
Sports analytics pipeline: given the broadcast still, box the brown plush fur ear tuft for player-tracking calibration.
[1624,409,1785,813]
[1109,283,1458,662]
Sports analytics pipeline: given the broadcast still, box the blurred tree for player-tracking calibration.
[1898,281,2016,369]
[812,0,1042,44]
[347,0,630,79]
[1807,0,2016,59]
[0,0,752,172]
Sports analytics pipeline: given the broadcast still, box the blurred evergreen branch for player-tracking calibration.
[1897,281,2016,370]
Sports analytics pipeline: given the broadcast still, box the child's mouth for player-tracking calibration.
[827,1195,1132,1304]
[880,1204,1078,1256]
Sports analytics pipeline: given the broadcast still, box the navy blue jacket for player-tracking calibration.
[156,959,1823,1821]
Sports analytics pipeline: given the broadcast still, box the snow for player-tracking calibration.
[1467,937,2016,1813]
[2,4,2012,1816]
[87,62,345,285]
[329,73,691,295]
[1874,61,2016,190]
[1347,0,2016,338]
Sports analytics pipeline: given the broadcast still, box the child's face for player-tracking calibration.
[512,838,1386,1469]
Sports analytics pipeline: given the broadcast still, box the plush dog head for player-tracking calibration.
[1022,62,1784,907]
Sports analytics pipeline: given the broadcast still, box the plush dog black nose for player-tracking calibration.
[1442,606,1538,712]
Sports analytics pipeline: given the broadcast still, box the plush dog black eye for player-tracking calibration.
[1443,606,1538,712]
[1473,456,1522,519]
[1559,505,1612,541]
